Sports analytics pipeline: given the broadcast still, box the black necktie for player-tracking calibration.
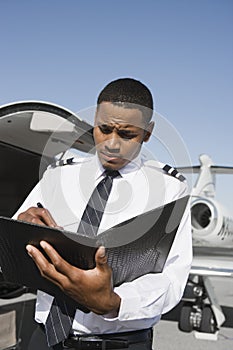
[45,169,120,346]
[78,169,120,236]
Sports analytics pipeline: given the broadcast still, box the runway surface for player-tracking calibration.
[153,321,233,350]
[153,275,233,350]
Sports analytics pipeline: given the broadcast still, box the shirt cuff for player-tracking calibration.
[102,275,170,322]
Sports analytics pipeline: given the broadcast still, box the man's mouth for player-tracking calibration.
[100,151,121,162]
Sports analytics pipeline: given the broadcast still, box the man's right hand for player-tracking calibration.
[17,207,59,228]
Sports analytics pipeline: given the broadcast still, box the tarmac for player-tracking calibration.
[153,320,233,350]
[153,276,233,350]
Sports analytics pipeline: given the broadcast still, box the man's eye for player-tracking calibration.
[99,125,112,134]
[118,131,137,139]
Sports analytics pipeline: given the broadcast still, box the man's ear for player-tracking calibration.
[94,109,98,127]
[143,121,155,142]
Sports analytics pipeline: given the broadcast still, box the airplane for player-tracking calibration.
[0,100,95,350]
[175,154,233,340]
[0,101,232,348]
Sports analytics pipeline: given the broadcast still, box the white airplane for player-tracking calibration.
[176,154,233,340]
[0,101,232,347]
[0,100,94,350]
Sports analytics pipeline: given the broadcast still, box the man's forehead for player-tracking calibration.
[95,102,145,127]
[95,116,144,129]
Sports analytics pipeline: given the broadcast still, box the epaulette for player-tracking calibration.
[163,164,186,182]
[49,157,75,169]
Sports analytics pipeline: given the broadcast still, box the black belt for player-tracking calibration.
[62,328,153,349]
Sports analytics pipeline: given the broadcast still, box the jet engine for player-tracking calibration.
[191,196,233,247]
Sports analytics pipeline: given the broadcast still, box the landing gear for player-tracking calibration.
[200,306,216,333]
[179,302,217,333]
[178,275,224,337]
[178,302,193,332]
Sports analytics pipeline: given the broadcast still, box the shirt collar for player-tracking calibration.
[94,153,143,181]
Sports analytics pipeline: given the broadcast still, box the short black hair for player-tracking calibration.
[97,78,154,122]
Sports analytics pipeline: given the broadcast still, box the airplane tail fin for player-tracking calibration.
[177,153,233,174]
[176,154,233,197]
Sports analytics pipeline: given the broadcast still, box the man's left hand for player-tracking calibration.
[26,242,121,315]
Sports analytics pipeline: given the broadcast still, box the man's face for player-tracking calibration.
[93,102,153,170]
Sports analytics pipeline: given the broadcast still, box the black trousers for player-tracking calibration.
[27,325,153,350]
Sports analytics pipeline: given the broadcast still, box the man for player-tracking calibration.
[14,78,192,349]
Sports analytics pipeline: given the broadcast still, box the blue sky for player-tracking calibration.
[0,0,232,210]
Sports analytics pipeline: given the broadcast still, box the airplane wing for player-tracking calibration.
[176,165,201,173]
[209,166,233,174]
[191,247,233,278]
[176,165,233,174]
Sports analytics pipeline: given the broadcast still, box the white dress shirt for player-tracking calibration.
[13,153,192,334]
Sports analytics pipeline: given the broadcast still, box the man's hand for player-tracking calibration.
[17,207,59,228]
[26,242,121,315]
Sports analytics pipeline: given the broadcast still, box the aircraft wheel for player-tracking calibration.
[178,303,193,332]
[200,306,217,333]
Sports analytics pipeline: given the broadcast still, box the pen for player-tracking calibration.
[37,202,61,229]
[37,202,44,208]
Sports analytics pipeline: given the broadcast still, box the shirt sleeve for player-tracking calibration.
[102,183,192,324]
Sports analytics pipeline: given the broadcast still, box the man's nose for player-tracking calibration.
[105,133,121,152]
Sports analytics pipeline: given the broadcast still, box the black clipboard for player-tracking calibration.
[0,195,189,308]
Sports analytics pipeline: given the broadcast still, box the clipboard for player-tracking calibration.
[0,195,189,308]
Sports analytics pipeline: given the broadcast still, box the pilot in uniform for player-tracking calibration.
[13,153,192,350]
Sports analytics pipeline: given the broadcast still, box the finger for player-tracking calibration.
[17,208,45,226]
[26,244,55,274]
[95,246,108,269]
[40,241,75,275]
[26,244,67,287]
[21,216,47,226]
[18,207,58,228]
[36,208,58,228]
